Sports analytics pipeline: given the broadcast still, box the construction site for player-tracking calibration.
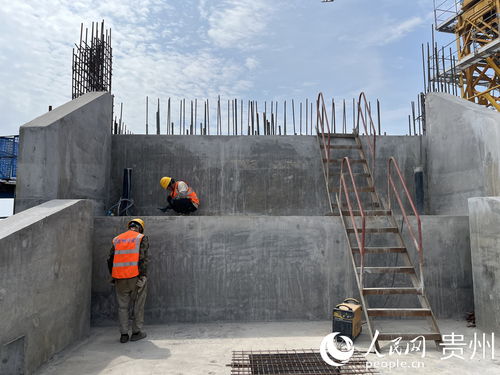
[2,0,500,374]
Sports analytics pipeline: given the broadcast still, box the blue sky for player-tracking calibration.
[0,0,453,215]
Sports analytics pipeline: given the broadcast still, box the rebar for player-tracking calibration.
[138,96,376,136]
[72,21,112,100]
[228,349,377,374]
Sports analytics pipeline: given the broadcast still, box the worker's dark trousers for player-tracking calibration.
[169,197,198,214]
[115,277,147,334]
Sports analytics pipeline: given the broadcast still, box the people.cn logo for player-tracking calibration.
[320,332,355,367]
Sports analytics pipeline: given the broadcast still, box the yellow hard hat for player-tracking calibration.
[160,176,172,190]
[128,218,145,232]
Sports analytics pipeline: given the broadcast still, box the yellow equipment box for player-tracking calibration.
[332,298,362,340]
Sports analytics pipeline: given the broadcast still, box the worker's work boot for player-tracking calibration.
[120,334,129,343]
[130,331,147,341]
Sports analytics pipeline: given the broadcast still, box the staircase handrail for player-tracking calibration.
[339,157,366,286]
[387,157,424,291]
[316,92,332,180]
[356,92,377,176]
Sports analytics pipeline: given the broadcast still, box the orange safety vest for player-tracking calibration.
[111,230,144,279]
[170,181,199,205]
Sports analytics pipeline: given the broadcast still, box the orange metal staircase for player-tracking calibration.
[316,92,442,350]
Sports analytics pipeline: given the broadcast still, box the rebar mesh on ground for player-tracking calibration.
[228,349,377,375]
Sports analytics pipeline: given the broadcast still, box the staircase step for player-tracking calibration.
[324,158,366,164]
[320,144,361,150]
[318,132,357,138]
[367,308,432,317]
[347,227,398,234]
[331,186,375,193]
[358,266,415,274]
[377,333,442,341]
[352,246,406,254]
[342,210,390,216]
[362,287,421,295]
[330,172,371,178]
[337,202,381,210]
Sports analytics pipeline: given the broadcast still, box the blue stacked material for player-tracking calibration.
[0,136,19,180]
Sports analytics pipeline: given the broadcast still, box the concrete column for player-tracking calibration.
[468,197,500,333]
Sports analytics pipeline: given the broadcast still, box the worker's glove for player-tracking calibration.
[157,206,171,213]
[109,277,115,285]
[136,276,147,288]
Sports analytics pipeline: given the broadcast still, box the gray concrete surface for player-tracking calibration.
[92,216,357,324]
[36,320,500,375]
[16,92,112,214]
[361,135,422,212]
[468,197,500,334]
[91,215,472,324]
[108,135,330,216]
[410,215,473,319]
[0,200,94,375]
[425,93,500,215]
[109,134,423,216]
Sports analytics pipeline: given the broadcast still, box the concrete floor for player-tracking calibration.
[36,320,500,375]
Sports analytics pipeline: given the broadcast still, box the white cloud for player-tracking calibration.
[245,57,259,70]
[0,0,437,136]
[337,16,425,47]
[202,0,273,49]
[0,0,257,134]
[375,16,425,45]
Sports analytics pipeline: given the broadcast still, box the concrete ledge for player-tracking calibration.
[22,92,107,128]
[0,200,94,375]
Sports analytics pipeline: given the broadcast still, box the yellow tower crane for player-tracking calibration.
[435,0,500,110]
[324,0,500,110]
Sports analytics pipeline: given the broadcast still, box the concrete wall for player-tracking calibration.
[413,215,473,319]
[109,134,423,216]
[16,92,112,214]
[361,136,423,211]
[91,215,471,325]
[92,216,356,324]
[426,93,500,215]
[468,197,500,333]
[109,135,330,216]
[0,200,93,375]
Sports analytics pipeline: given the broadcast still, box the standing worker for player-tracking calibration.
[107,218,149,343]
[158,176,199,214]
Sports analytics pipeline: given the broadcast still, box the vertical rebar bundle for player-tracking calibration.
[72,20,112,100]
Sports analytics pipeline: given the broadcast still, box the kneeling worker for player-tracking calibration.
[107,218,149,343]
[159,176,199,214]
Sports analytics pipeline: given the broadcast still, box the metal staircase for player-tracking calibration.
[316,92,442,350]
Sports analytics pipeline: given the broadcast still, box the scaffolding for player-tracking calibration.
[434,0,462,33]
[427,0,500,110]
[0,135,18,199]
[0,136,18,182]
